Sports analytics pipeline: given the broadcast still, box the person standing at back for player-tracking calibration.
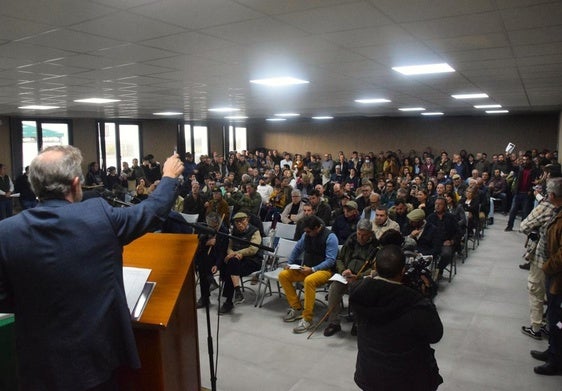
[0,145,184,390]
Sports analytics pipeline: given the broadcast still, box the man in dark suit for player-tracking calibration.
[0,145,184,390]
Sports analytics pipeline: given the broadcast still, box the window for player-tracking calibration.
[228,125,247,153]
[21,120,70,169]
[97,122,140,172]
[184,124,209,161]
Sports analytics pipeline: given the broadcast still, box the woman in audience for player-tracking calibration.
[416,188,434,216]
[460,186,480,235]
[445,191,466,230]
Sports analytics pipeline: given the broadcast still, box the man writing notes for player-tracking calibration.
[0,145,184,390]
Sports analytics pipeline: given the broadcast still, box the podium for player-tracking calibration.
[120,233,200,391]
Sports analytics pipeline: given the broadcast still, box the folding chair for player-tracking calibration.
[256,238,296,307]
[275,222,297,240]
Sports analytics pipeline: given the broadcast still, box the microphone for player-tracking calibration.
[98,190,134,207]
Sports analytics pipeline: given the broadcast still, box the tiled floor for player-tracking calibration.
[197,214,562,390]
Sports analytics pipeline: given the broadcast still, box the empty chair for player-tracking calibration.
[256,238,297,307]
[275,222,297,240]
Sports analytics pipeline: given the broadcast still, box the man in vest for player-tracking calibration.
[215,212,261,314]
[279,215,338,333]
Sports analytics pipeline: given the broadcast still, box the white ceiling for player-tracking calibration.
[0,0,561,120]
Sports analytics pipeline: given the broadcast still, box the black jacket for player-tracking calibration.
[350,278,443,391]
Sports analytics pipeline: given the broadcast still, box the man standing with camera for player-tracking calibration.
[350,244,443,390]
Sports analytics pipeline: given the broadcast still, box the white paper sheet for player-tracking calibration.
[123,266,151,315]
[329,273,348,284]
[288,264,303,270]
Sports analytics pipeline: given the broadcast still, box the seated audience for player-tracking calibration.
[332,200,361,245]
[279,216,338,333]
[280,189,305,224]
[324,219,378,337]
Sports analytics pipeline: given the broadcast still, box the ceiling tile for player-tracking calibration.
[402,12,504,40]
[370,0,495,22]
[132,0,264,29]
[500,2,562,30]
[278,2,392,34]
[24,29,124,52]
[69,11,185,42]
[141,31,235,55]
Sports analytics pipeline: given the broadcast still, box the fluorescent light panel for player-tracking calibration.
[398,107,425,112]
[74,98,121,104]
[486,110,509,114]
[225,115,248,120]
[19,105,60,110]
[153,111,182,115]
[266,118,286,122]
[451,93,489,99]
[355,98,391,104]
[474,104,502,109]
[421,112,444,116]
[250,77,309,86]
[312,116,333,120]
[392,63,455,75]
[208,107,240,113]
[274,113,300,117]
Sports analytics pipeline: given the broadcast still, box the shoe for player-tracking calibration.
[350,323,357,336]
[234,290,245,304]
[521,326,542,340]
[209,278,219,292]
[218,302,233,314]
[196,297,208,309]
[250,275,259,285]
[519,263,531,270]
[488,217,494,225]
[533,363,562,375]
[531,350,549,362]
[283,307,303,322]
[505,226,513,232]
[293,319,312,334]
[540,325,550,337]
[323,323,341,337]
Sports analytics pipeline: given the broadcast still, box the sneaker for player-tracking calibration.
[521,325,542,340]
[283,307,303,322]
[540,325,550,337]
[505,226,513,232]
[519,263,530,270]
[323,323,341,337]
[218,302,233,315]
[234,290,245,304]
[293,319,312,334]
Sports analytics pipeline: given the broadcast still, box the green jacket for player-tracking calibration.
[336,233,379,277]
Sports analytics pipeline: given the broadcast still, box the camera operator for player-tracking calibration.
[349,244,443,390]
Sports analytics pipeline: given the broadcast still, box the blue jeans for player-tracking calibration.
[507,192,532,228]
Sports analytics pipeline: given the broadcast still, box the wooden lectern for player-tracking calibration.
[120,233,200,391]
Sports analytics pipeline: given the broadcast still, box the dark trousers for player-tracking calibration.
[507,192,532,228]
[0,198,12,220]
[437,245,454,270]
[220,258,260,302]
[546,277,562,367]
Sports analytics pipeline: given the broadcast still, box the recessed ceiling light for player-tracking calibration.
[225,115,248,120]
[312,116,333,120]
[208,107,240,113]
[266,118,286,122]
[153,111,182,116]
[274,113,300,117]
[474,104,502,109]
[392,63,455,75]
[451,93,489,99]
[486,110,509,114]
[398,107,425,112]
[421,112,444,116]
[18,105,60,110]
[250,77,309,86]
[74,98,121,104]
[355,98,391,104]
